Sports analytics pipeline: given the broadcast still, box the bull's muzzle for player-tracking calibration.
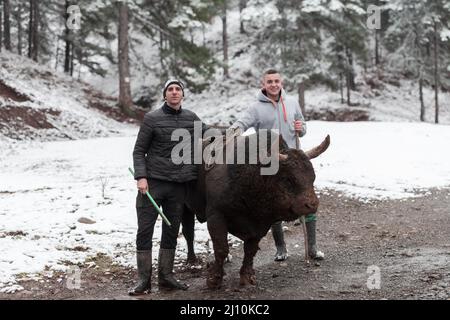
[304,192,319,213]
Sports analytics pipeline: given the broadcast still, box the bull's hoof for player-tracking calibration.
[239,274,257,286]
[186,253,198,265]
[206,276,223,290]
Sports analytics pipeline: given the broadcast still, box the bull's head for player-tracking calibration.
[275,135,330,221]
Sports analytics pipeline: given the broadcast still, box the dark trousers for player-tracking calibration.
[135,179,186,250]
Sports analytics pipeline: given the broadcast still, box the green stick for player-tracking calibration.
[128,167,171,227]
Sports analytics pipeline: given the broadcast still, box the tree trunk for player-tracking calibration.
[298,82,306,115]
[3,0,11,50]
[374,0,380,66]
[346,48,355,90]
[202,23,206,47]
[222,0,229,79]
[28,0,33,58]
[54,41,59,70]
[118,1,135,117]
[16,3,22,55]
[419,76,425,122]
[77,48,82,80]
[64,0,72,73]
[70,44,74,76]
[28,0,38,61]
[375,30,380,65]
[433,20,439,124]
[340,73,344,104]
[32,0,39,62]
[346,73,351,106]
[239,0,247,34]
[158,30,163,70]
[0,4,3,53]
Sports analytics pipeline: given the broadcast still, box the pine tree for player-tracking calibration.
[0,3,3,53]
[118,0,135,117]
[28,0,39,62]
[14,2,23,55]
[63,0,73,74]
[3,0,10,50]
[239,0,248,34]
[385,0,450,122]
[221,0,229,78]
[134,0,216,91]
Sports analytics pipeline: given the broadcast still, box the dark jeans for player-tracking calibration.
[135,179,186,250]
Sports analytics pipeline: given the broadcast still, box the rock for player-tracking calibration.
[338,233,350,241]
[400,252,414,258]
[78,217,96,224]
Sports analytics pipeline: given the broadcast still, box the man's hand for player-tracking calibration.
[226,127,243,137]
[137,178,148,194]
[294,120,302,132]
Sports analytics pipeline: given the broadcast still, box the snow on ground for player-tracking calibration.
[305,80,450,124]
[303,121,450,199]
[1,121,449,291]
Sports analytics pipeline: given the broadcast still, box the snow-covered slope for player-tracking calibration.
[0,52,135,142]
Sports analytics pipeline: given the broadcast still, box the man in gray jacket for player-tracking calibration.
[230,69,324,262]
[129,79,206,296]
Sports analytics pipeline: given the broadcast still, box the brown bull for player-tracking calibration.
[186,132,330,289]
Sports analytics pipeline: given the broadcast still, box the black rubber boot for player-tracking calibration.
[158,249,188,290]
[128,250,152,296]
[271,222,288,261]
[306,220,324,260]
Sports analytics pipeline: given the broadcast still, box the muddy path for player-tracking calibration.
[2,189,449,300]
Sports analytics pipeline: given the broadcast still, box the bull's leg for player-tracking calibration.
[239,239,259,286]
[181,205,197,264]
[206,213,229,289]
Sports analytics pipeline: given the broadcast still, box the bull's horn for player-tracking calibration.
[305,135,330,160]
[279,153,288,161]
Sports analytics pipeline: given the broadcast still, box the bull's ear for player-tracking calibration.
[271,133,288,155]
[305,135,330,160]
[279,153,288,161]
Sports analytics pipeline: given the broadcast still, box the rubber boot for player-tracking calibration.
[128,250,152,296]
[158,249,188,290]
[306,220,325,260]
[271,222,288,261]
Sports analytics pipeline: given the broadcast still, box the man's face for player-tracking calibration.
[165,84,183,106]
[262,73,283,99]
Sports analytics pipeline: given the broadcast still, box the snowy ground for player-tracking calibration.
[1,121,449,292]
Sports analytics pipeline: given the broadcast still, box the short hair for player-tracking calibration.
[263,69,280,76]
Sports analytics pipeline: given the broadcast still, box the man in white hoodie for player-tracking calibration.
[230,69,324,261]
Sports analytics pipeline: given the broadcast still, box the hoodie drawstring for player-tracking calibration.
[280,96,287,123]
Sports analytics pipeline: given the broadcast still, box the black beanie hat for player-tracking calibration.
[163,79,184,98]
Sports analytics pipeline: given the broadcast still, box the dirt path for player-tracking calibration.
[2,189,449,300]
